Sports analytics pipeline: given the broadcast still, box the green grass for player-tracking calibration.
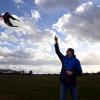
[0,75,99,100]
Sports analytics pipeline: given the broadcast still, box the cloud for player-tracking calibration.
[0,12,56,66]
[35,0,80,12]
[31,10,41,21]
[13,0,24,9]
[76,2,92,12]
[0,1,100,74]
[53,2,100,41]
[0,8,100,67]
[51,1,100,68]
[0,47,13,57]
[75,42,100,65]
[82,53,100,65]
[13,0,24,4]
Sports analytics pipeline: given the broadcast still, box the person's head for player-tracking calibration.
[66,48,75,57]
[4,12,10,16]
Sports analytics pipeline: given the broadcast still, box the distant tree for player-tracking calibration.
[28,71,33,75]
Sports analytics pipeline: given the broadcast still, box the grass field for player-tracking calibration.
[0,75,99,100]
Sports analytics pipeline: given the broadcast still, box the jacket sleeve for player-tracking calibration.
[54,43,64,61]
[74,60,83,76]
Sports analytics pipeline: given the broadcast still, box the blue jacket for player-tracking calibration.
[54,43,82,84]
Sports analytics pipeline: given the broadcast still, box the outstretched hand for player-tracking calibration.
[54,35,58,43]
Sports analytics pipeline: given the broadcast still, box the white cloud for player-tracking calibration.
[53,2,100,41]
[31,10,41,21]
[13,0,24,4]
[76,2,92,12]
[0,1,100,73]
[0,13,56,66]
[75,42,100,65]
[52,1,100,67]
[35,0,80,12]
[53,14,71,33]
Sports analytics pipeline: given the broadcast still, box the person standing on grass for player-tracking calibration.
[54,36,82,100]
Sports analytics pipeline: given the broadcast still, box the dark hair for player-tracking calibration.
[67,48,75,55]
[5,12,10,16]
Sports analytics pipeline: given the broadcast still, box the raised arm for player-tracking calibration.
[54,36,64,60]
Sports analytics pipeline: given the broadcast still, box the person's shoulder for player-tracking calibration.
[75,58,80,63]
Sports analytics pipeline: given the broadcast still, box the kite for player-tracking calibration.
[0,12,20,27]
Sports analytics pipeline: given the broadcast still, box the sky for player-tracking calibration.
[0,0,100,74]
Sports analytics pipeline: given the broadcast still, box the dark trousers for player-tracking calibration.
[60,81,77,100]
